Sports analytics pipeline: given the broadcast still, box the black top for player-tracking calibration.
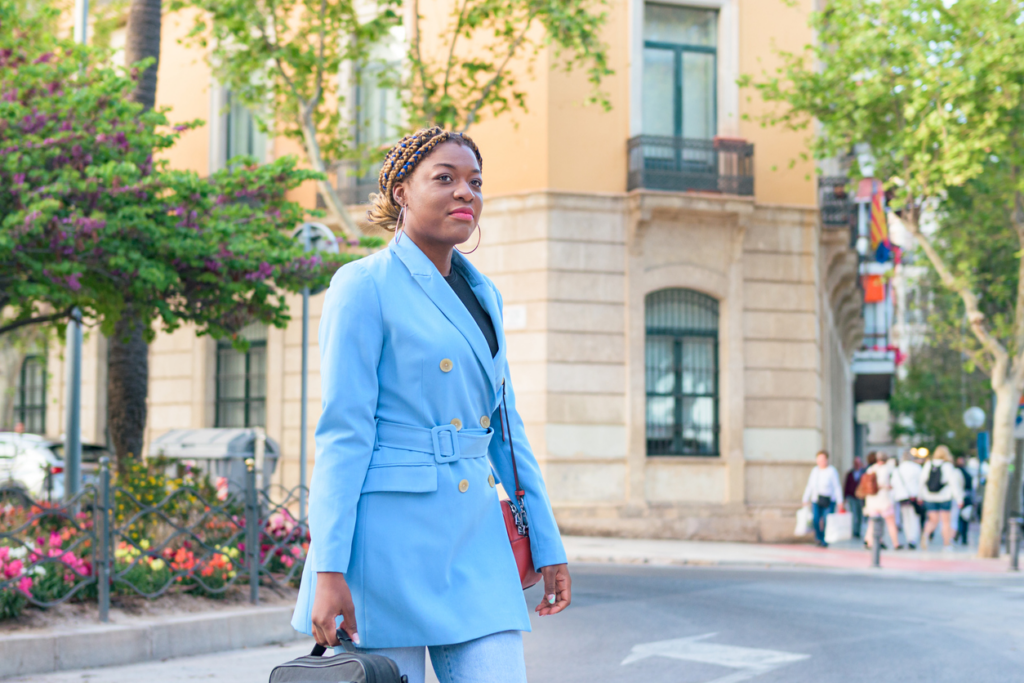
[444,267,499,357]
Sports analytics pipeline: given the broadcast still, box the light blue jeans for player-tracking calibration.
[337,630,527,683]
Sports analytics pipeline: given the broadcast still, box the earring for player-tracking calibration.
[456,223,482,255]
[394,206,406,244]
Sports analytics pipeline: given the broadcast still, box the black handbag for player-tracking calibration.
[816,495,833,509]
[269,630,407,683]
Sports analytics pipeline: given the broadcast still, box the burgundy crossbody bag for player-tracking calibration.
[497,381,542,590]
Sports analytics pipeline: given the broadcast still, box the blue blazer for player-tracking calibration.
[291,235,567,648]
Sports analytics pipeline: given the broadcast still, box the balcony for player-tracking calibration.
[627,136,754,196]
[315,160,381,208]
[819,176,855,230]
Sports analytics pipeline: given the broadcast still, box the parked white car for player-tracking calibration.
[0,433,109,500]
[0,433,61,499]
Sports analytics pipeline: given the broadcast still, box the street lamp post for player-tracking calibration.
[299,224,311,523]
[65,0,87,507]
[292,223,338,522]
[64,308,83,503]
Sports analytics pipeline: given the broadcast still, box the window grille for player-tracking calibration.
[15,355,46,434]
[215,323,267,428]
[645,289,719,456]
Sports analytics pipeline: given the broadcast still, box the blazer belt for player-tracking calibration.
[374,420,493,465]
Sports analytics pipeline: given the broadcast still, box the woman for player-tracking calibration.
[291,127,571,683]
[863,452,901,550]
[801,450,844,547]
[920,445,964,550]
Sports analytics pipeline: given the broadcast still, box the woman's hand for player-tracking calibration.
[535,564,571,616]
[311,572,359,647]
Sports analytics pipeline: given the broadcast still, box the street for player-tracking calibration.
[11,563,1024,683]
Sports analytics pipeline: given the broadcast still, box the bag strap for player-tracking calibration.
[498,380,524,499]
[498,380,530,535]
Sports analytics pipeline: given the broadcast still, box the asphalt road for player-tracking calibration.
[13,564,1024,683]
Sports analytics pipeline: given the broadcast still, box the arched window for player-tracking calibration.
[16,355,46,434]
[645,289,719,455]
[215,323,267,428]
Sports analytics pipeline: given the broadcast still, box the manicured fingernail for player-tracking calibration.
[547,594,556,604]
[351,633,360,645]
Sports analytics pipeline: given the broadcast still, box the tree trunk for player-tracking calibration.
[124,0,162,109]
[107,311,148,473]
[108,0,161,471]
[978,381,1020,557]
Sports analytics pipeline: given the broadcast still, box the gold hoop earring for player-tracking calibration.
[394,206,406,244]
[455,223,482,255]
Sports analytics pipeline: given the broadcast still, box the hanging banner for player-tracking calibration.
[869,185,892,263]
[863,274,885,303]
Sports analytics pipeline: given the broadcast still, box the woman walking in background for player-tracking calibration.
[802,450,844,547]
[863,452,901,550]
[920,446,964,550]
[292,127,571,683]
[844,456,865,539]
[954,455,974,546]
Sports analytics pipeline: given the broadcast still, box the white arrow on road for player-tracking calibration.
[622,633,809,683]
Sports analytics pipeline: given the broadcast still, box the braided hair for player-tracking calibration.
[366,126,483,231]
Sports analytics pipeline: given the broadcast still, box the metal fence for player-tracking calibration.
[0,457,306,622]
[627,135,754,196]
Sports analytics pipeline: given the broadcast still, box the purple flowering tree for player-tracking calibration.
[0,2,347,471]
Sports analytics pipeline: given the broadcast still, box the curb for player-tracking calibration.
[564,551,1015,578]
[0,605,301,679]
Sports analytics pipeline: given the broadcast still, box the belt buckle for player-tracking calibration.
[430,424,461,464]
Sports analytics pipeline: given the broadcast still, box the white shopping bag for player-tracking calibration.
[794,506,812,536]
[960,504,973,522]
[902,505,921,544]
[824,511,853,543]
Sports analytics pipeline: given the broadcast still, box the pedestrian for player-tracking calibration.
[802,450,844,547]
[864,452,902,550]
[954,455,974,546]
[844,456,865,538]
[292,128,570,683]
[891,450,923,549]
[920,445,964,551]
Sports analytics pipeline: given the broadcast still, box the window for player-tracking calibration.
[15,355,46,434]
[225,91,267,164]
[215,323,267,428]
[645,289,719,456]
[642,4,717,140]
[355,63,400,150]
[337,63,401,205]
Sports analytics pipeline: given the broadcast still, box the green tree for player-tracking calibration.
[891,342,991,456]
[1,1,344,469]
[741,0,1024,556]
[168,0,612,237]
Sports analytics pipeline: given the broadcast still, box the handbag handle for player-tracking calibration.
[497,380,524,499]
[310,628,353,657]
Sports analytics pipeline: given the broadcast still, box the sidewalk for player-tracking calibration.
[562,534,1013,575]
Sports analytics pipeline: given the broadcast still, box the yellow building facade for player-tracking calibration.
[35,0,862,541]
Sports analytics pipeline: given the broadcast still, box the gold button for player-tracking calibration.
[450,418,462,430]
[458,479,469,493]
[440,359,454,372]
[488,475,495,488]
[480,416,491,428]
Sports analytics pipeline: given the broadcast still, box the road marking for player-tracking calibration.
[621,633,809,683]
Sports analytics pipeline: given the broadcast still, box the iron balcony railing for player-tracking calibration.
[819,176,855,233]
[627,136,754,196]
[334,159,382,206]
